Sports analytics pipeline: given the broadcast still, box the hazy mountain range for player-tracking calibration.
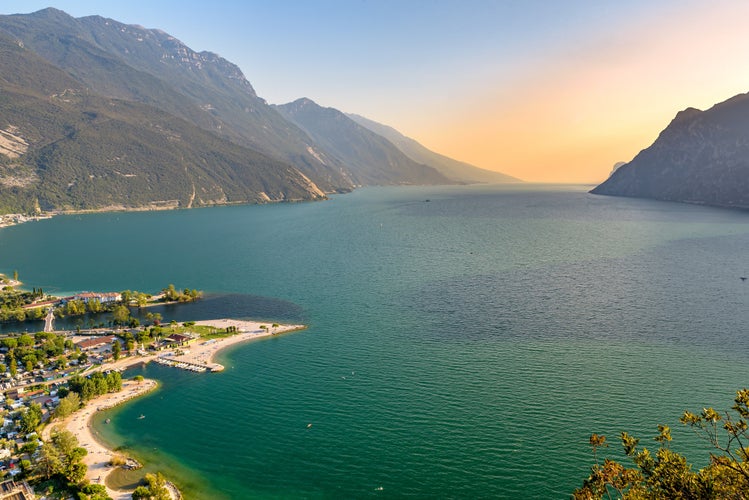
[0,8,515,214]
[347,113,517,184]
[592,92,749,209]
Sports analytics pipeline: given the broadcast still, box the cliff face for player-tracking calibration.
[591,93,749,208]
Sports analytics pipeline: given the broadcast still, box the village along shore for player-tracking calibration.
[0,286,306,500]
[42,318,305,499]
[0,274,305,498]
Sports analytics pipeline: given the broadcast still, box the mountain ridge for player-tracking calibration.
[0,7,354,193]
[276,98,451,186]
[591,92,749,209]
[0,7,519,215]
[347,113,520,184]
[0,30,326,213]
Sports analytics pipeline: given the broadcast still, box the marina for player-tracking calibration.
[153,357,210,373]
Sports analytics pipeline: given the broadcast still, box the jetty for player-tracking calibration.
[153,357,213,373]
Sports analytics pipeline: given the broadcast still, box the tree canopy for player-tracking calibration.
[574,389,749,499]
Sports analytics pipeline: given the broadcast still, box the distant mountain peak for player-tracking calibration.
[347,113,520,184]
[291,97,316,107]
[27,7,72,18]
[276,97,450,186]
[591,92,749,209]
[669,107,703,126]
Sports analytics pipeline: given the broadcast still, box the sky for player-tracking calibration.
[2,1,749,183]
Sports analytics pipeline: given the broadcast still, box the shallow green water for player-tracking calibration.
[3,184,749,498]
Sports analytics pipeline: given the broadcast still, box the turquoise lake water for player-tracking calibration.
[2,184,749,498]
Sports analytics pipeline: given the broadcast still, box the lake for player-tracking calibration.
[2,184,749,498]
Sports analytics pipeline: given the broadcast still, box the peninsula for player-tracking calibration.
[48,319,305,499]
[0,275,305,498]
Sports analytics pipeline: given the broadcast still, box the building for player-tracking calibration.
[163,333,197,347]
[0,479,35,500]
[75,335,116,351]
[72,292,122,304]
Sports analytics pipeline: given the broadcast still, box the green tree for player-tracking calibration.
[40,429,89,485]
[19,402,42,433]
[163,284,178,301]
[137,330,152,346]
[112,305,131,325]
[26,307,43,320]
[34,443,62,479]
[54,392,81,420]
[2,337,18,349]
[65,460,87,484]
[21,440,38,454]
[12,269,17,281]
[132,486,151,500]
[19,459,31,475]
[79,483,111,500]
[132,472,170,500]
[574,389,749,499]
[51,429,80,458]
[17,333,34,347]
[112,339,121,360]
[86,298,102,313]
[64,299,86,316]
[106,371,122,392]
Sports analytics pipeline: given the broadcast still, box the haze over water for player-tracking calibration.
[2,184,749,498]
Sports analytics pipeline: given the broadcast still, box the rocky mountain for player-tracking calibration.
[347,113,520,184]
[0,8,352,193]
[591,92,749,209]
[0,8,517,214]
[276,98,449,186]
[0,31,325,213]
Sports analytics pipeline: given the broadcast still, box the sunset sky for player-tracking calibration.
[3,1,749,183]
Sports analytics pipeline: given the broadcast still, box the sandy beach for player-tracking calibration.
[45,318,304,498]
[43,379,158,500]
[177,319,306,370]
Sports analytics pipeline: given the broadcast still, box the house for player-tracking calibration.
[73,292,121,304]
[75,335,116,351]
[163,333,197,347]
[20,389,43,400]
[21,298,60,309]
[0,478,34,498]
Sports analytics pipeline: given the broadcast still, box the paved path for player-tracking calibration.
[44,308,55,332]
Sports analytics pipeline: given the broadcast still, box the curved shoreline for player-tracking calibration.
[43,379,158,500]
[45,318,305,498]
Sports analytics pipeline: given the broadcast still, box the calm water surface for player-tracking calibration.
[2,184,749,498]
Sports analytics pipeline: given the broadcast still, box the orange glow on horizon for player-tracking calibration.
[404,2,749,184]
